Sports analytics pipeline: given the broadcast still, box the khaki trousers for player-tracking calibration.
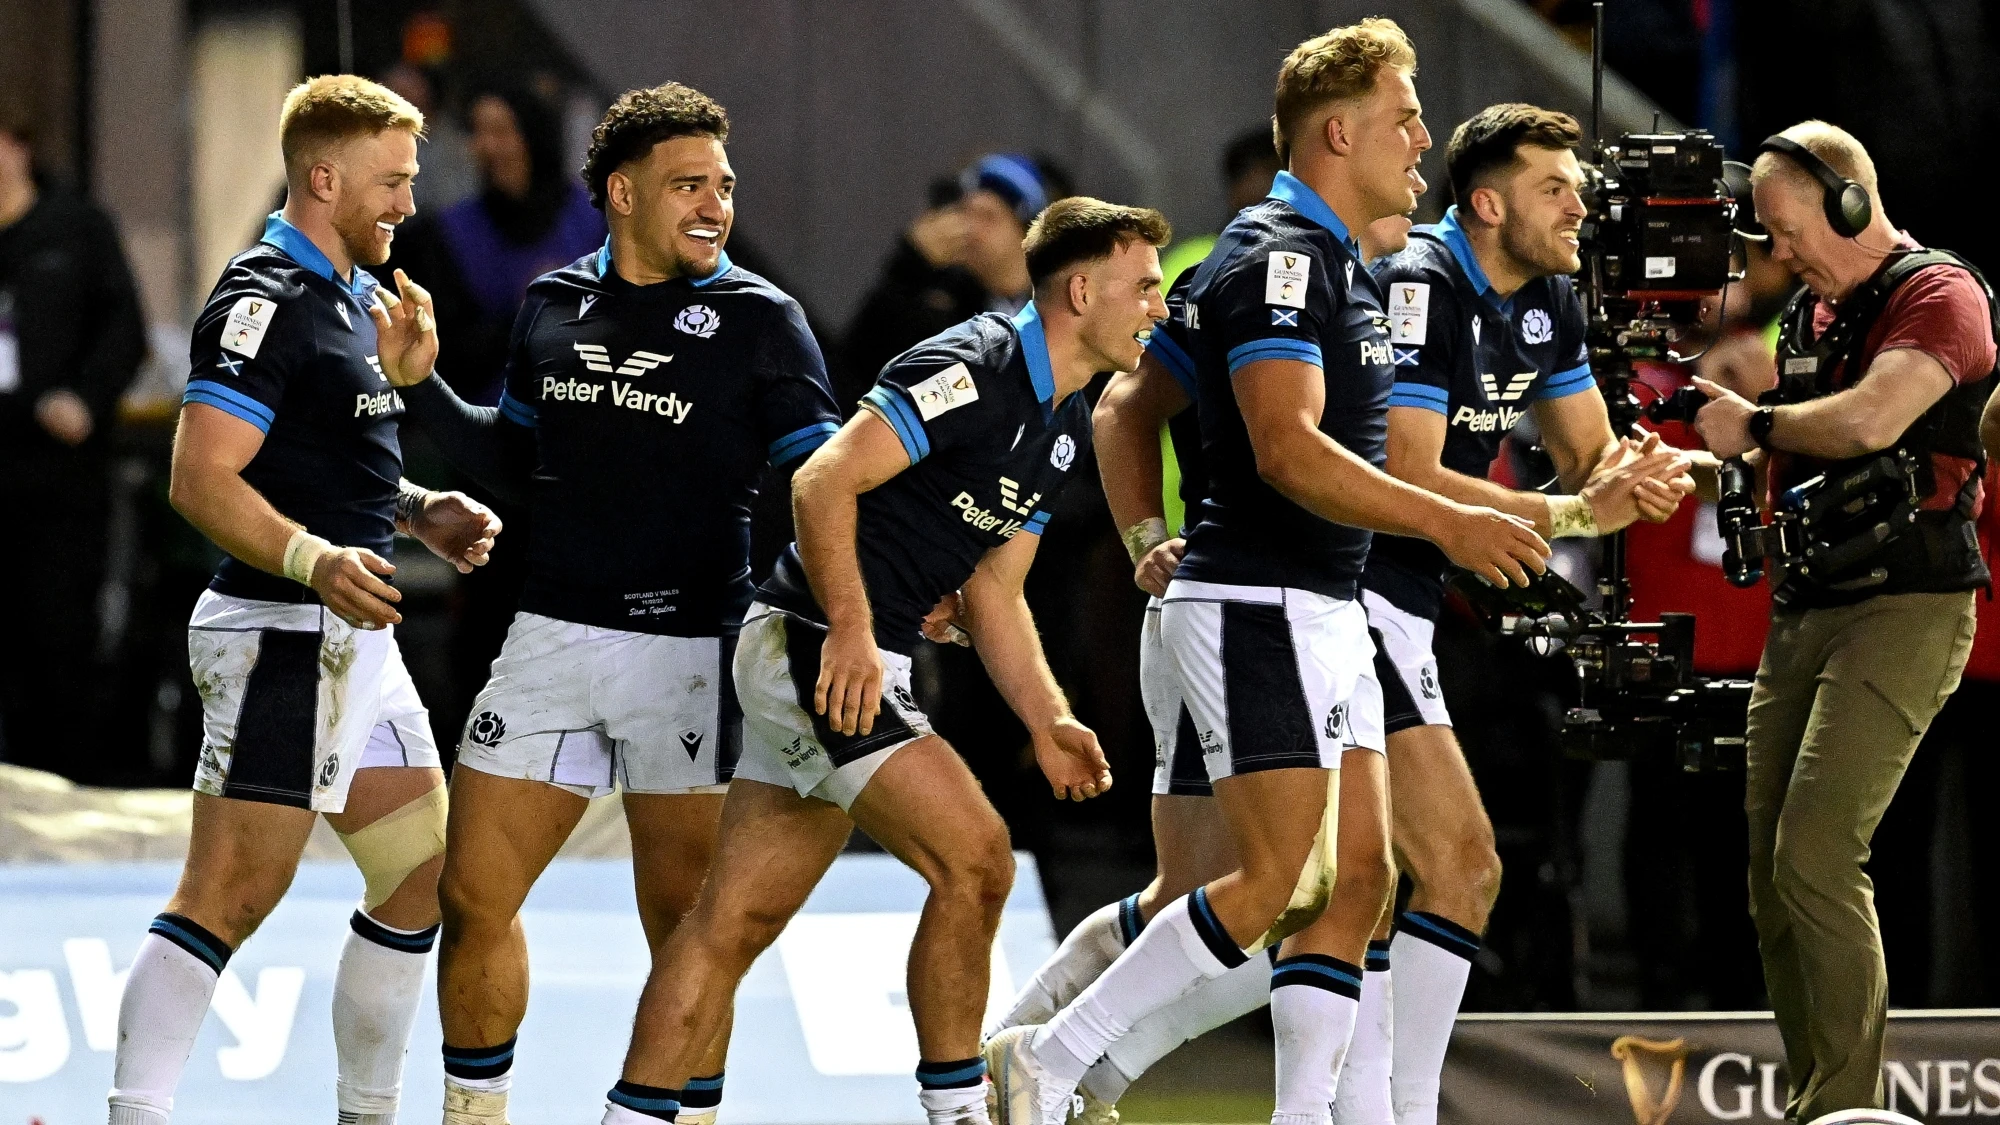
[1743,589,1977,1121]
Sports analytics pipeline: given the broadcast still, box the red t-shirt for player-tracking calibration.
[1770,238,1997,512]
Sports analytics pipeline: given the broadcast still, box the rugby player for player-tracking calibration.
[986,22,1557,1125]
[595,197,1166,1125]
[986,215,1422,1125]
[110,76,500,1125]
[370,84,841,1125]
[1348,104,1694,1125]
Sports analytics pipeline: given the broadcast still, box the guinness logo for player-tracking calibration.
[1611,1035,1688,1125]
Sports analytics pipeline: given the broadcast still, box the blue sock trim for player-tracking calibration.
[1400,910,1480,961]
[608,1079,681,1120]
[1117,893,1145,946]
[149,913,231,974]
[1271,953,1364,999]
[1186,888,1248,969]
[916,1057,986,1089]
[1365,937,1393,972]
[442,1036,516,1080]
[349,909,440,954]
[679,1072,724,1109]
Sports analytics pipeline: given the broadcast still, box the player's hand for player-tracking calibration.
[816,622,883,736]
[366,269,440,388]
[35,388,93,445]
[1581,431,1695,532]
[405,490,502,574]
[1435,503,1550,588]
[1033,716,1112,802]
[310,547,402,629]
[920,591,972,646]
[1133,537,1186,598]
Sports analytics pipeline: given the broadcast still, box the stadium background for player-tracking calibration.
[1,0,1996,1119]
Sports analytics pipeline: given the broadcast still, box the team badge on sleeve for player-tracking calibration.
[1389,283,1429,345]
[1265,252,1311,309]
[220,296,278,359]
[909,362,980,421]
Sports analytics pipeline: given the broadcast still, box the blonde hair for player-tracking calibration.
[1751,119,1878,199]
[1273,18,1418,164]
[279,75,424,184]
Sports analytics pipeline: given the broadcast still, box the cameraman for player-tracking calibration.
[1357,103,1694,1124]
[1695,121,1996,1122]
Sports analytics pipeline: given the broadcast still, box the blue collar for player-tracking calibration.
[1010,300,1058,418]
[1267,171,1358,258]
[594,237,732,287]
[1432,206,1504,309]
[259,212,377,301]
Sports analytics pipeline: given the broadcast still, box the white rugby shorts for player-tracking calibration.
[1141,598,1211,797]
[454,612,738,798]
[1160,579,1384,783]
[187,590,440,814]
[730,603,933,812]
[1361,590,1452,732]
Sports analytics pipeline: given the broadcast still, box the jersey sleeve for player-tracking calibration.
[860,349,1002,466]
[1534,280,1596,401]
[1376,264,1456,415]
[182,277,305,433]
[496,294,547,429]
[1211,242,1338,376]
[1145,277,1199,398]
[755,298,842,467]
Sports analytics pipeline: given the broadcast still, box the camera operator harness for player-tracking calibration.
[1715,248,2000,605]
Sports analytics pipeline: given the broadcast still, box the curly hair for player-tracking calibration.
[582,83,730,210]
[1272,18,1418,165]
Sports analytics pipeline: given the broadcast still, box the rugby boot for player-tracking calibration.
[985,1025,1083,1125]
[1074,1087,1119,1125]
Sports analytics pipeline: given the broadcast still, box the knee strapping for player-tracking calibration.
[336,785,448,911]
[1248,772,1339,954]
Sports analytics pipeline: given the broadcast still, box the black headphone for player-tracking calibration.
[1758,135,1873,238]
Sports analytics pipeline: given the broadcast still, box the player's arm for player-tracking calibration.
[1234,358,1550,586]
[959,530,1112,801]
[169,405,403,628]
[1533,388,1694,529]
[790,409,913,737]
[1094,352,1191,595]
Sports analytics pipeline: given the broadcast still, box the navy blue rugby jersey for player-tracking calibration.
[1143,272,1207,533]
[758,303,1094,655]
[496,243,839,636]
[1173,170,1394,599]
[183,213,404,603]
[1364,205,1594,617]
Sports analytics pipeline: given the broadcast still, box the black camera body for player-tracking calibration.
[1581,133,1735,303]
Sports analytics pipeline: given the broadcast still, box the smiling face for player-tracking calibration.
[1343,67,1432,222]
[325,127,419,267]
[1489,145,1586,277]
[1072,237,1168,374]
[610,133,734,280]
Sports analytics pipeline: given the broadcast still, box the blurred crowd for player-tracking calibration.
[3,1,1996,1017]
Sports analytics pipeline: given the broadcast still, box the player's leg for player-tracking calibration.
[1271,744,1392,1125]
[109,793,317,1124]
[623,790,728,1120]
[608,778,851,1122]
[1383,724,1496,1125]
[1331,893,1399,1125]
[325,635,450,1125]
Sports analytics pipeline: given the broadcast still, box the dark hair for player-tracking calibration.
[582,83,729,210]
[1222,126,1278,186]
[1446,103,1582,208]
[1023,197,1172,291]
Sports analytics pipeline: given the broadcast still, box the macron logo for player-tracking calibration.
[574,342,673,377]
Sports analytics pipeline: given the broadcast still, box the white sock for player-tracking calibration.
[108,915,232,1124]
[603,1105,671,1125]
[334,910,439,1122]
[1271,956,1363,1125]
[918,1082,991,1124]
[1389,914,1478,1125]
[1082,949,1273,1104]
[1033,890,1243,1085]
[991,896,1137,1033]
[1333,942,1394,1125]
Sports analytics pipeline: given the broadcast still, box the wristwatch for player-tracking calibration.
[1747,406,1777,450]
